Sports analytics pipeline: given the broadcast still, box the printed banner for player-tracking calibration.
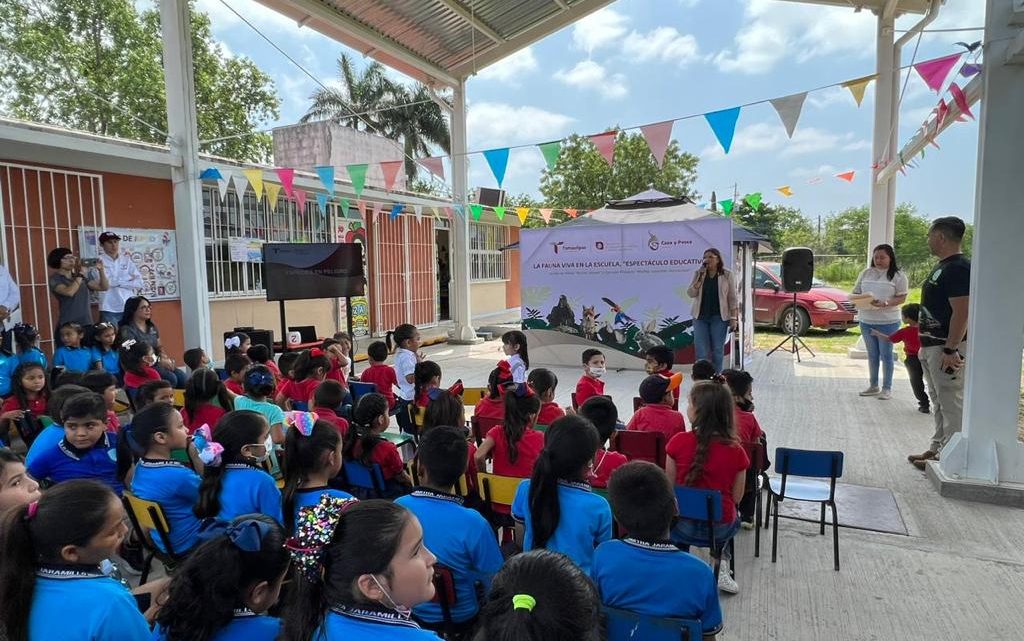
[519,219,733,366]
[335,219,370,338]
[228,236,264,263]
[79,227,180,301]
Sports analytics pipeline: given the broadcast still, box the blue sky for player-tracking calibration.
[189,0,985,222]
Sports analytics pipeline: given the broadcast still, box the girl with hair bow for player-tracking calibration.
[474,382,544,515]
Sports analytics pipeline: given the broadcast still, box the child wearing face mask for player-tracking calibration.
[193,410,283,526]
[120,339,162,398]
[575,349,607,407]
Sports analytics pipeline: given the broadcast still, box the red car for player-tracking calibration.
[753,263,856,335]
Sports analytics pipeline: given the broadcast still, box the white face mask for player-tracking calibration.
[371,575,412,620]
[589,367,606,378]
[247,435,274,463]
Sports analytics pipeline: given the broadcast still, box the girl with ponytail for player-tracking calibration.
[281,413,353,533]
[342,393,411,497]
[665,380,749,594]
[510,415,611,574]
[475,383,543,483]
[410,360,442,425]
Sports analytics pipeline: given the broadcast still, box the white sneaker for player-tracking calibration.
[859,386,880,396]
[717,567,739,594]
[877,389,892,400]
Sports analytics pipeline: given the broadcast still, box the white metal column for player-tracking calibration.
[449,78,476,342]
[867,1,898,259]
[160,0,212,352]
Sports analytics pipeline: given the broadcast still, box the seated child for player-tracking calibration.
[422,389,479,501]
[224,332,251,356]
[593,461,722,639]
[276,351,300,389]
[81,371,120,433]
[224,353,251,396]
[0,447,42,511]
[154,514,289,641]
[281,415,353,533]
[193,410,283,525]
[343,393,412,497]
[627,373,686,439]
[475,383,543,483]
[512,415,612,574]
[2,363,50,446]
[691,359,717,382]
[411,360,443,426]
[579,396,627,488]
[575,349,606,407]
[90,322,121,379]
[643,345,681,404]
[135,379,175,409]
[275,349,330,410]
[120,340,161,394]
[53,371,85,388]
[312,380,350,436]
[247,344,281,379]
[182,347,210,376]
[53,322,93,373]
[722,368,767,528]
[13,322,48,369]
[181,368,232,434]
[357,340,398,410]
[25,384,90,468]
[396,425,503,627]
[528,368,564,426]
[322,336,351,387]
[474,365,510,421]
[234,365,286,445]
[27,392,123,495]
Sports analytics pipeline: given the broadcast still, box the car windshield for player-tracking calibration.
[765,264,828,288]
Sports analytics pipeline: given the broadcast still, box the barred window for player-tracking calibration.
[469,222,508,282]
[202,186,336,298]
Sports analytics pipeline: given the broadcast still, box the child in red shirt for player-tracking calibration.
[627,373,686,439]
[528,368,565,426]
[475,383,543,479]
[575,348,607,407]
[312,380,349,437]
[275,348,330,410]
[871,303,929,413]
[120,340,162,391]
[344,392,411,498]
[322,337,351,388]
[579,395,627,488]
[2,363,49,446]
[643,345,681,404]
[180,368,232,434]
[358,341,399,410]
[223,353,251,396]
[474,365,510,420]
[245,344,281,381]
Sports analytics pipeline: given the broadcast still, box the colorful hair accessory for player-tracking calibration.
[192,424,224,466]
[196,517,272,553]
[496,359,513,382]
[121,339,138,351]
[245,368,275,388]
[512,594,536,612]
[224,336,241,349]
[286,411,319,436]
[309,348,325,358]
[25,500,39,521]
[286,494,358,583]
[426,388,445,402]
[447,379,464,397]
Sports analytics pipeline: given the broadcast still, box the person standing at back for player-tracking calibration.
[97,232,143,326]
[686,248,738,374]
[0,261,21,355]
[908,217,971,470]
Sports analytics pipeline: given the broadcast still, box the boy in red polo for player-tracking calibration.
[575,348,607,407]
[627,373,685,439]
[357,341,399,410]
[871,303,929,414]
[643,345,681,404]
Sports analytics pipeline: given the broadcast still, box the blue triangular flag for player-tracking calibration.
[704,107,742,154]
[389,203,403,220]
[199,167,223,181]
[314,166,335,197]
[698,202,709,210]
[452,204,465,219]
[316,193,329,215]
[482,148,510,187]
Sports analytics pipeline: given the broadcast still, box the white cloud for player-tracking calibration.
[790,164,837,178]
[622,27,702,67]
[701,121,869,160]
[195,0,318,38]
[467,102,575,148]
[679,0,701,7]
[553,60,628,100]
[475,47,539,85]
[571,8,629,54]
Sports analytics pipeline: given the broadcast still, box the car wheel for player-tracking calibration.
[780,306,810,336]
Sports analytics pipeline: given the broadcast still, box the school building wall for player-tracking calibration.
[208,298,337,362]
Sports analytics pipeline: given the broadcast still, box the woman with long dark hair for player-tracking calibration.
[852,244,909,400]
[117,295,185,387]
[686,247,738,373]
[46,247,108,336]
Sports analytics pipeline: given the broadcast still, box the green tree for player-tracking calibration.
[0,0,280,162]
[539,130,699,210]
[730,200,816,253]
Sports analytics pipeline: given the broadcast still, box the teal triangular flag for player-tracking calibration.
[199,167,223,181]
[347,164,368,199]
[482,148,510,187]
[704,107,742,154]
[315,166,335,196]
[389,204,403,220]
[452,204,465,219]
[538,141,561,170]
[338,197,351,218]
[316,193,329,214]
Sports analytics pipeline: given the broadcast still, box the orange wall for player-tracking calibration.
[506,226,521,309]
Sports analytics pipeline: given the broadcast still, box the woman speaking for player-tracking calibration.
[687,248,738,374]
[852,244,909,400]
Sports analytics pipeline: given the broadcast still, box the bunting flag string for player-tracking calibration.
[720,199,734,216]
[949,83,974,120]
[769,93,806,139]
[294,189,307,212]
[640,121,674,168]
[538,141,562,170]
[413,204,423,221]
[217,169,232,201]
[389,204,403,220]
[539,208,553,224]
[482,148,510,187]
[564,208,578,219]
[416,157,445,181]
[469,203,484,220]
[914,53,962,93]
[243,168,264,200]
[338,197,350,217]
[347,164,368,199]
[493,206,506,221]
[199,167,222,181]
[265,182,282,207]
[380,161,403,192]
[452,204,465,219]
[589,131,617,166]
[842,75,875,107]
[231,172,249,201]
[357,200,367,219]
[275,168,295,198]
[431,206,442,221]
[516,207,530,224]
[315,166,335,196]
[744,193,762,210]
[704,107,741,154]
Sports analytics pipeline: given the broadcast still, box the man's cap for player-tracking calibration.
[639,372,683,404]
[98,232,121,243]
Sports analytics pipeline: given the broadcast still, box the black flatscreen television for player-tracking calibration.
[263,243,365,301]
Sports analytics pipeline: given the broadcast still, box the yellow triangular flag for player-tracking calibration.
[430,206,442,221]
[777,186,793,197]
[264,182,282,208]
[516,207,530,225]
[243,169,264,200]
[842,75,875,107]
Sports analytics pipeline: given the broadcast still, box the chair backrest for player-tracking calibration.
[430,564,459,607]
[604,605,702,641]
[534,424,548,434]
[611,430,666,468]
[633,396,679,412]
[476,472,523,507]
[343,461,386,493]
[409,403,426,428]
[288,325,318,343]
[172,389,185,409]
[292,401,310,412]
[673,486,723,523]
[571,392,579,410]
[470,415,503,445]
[349,381,377,404]
[461,387,488,406]
[775,447,844,479]
[123,491,175,556]
[741,441,768,476]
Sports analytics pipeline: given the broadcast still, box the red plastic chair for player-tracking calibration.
[610,430,666,468]
[470,415,503,446]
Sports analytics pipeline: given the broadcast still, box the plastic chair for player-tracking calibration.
[534,424,548,434]
[477,472,524,539]
[674,486,733,581]
[470,415,502,446]
[571,392,578,411]
[610,430,666,468]
[421,564,480,639]
[767,447,844,571]
[342,461,387,499]
[349,381,377,405]
[123,492,179,584]
[172,389,185,409]
[461,387,488,406]
[604,605,703,641]
[742,440,769,558]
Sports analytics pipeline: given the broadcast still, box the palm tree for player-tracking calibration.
[303,54,450,185]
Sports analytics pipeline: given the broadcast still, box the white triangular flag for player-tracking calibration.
[231,171,250,202]
[413,205,422,221]
[217,169,232,201]
[769,92,807,139]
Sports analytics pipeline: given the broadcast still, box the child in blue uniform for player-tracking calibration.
[282,499,441,641]
[53,322,93,373]
[154,514,289,641]
[27,392,123,495]
[90,321,121,379]
[194,410,283,525]
[123,402,204,556]
[592,461,723,639]
[12,322,47,368]
[0,479,151,641]
[396,425,503,629]
[281,412,353,533]
[24,384,90,467]
[511,415,612,574]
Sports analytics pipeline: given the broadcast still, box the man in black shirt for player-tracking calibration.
[908,217,971,470]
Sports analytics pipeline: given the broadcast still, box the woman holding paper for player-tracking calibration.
[852,244,909,400]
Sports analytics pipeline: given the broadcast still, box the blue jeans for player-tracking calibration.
[860,321,901,390]
[671,517,741,561]
[693,315,729,373]
[99,311,122,325]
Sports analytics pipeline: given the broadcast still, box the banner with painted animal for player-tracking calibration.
[519,219,733,368]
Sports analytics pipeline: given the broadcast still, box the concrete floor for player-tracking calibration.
[418,339,1024,641]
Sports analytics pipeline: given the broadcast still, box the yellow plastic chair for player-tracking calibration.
[172,389,185,409]
[476,472,523,510]
[461,387,488,406]
[123,492,178,583]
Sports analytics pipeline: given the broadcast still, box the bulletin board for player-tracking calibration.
[78,227,180,301]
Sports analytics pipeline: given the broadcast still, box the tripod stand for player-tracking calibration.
[766,292,815,362]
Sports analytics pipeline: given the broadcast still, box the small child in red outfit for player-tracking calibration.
[575,348,607,408]
[344,392,411,498]
[871,303,930,414]
[119,340,162,392]
[357,341,398,410]
[627,373,686,439]
[528,368,565,426]
[2,363,49,446]
[579,395,627,488]
[643,345,681,404]
[180,368,232,434]
[223,353,251,396]
[312,380,349,437]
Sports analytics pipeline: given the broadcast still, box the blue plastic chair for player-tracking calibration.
[604,605,703,641]
[673,486,734,581]
[767,447,844,571]
[342,461,387,499]
[349,381,377,406]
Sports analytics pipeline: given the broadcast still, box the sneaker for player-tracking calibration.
[740,519,754,530]
[918,406,931,414]
[877,390,892,400]
[859,386,880,396]
[717,568,739,594]
[907,450,938,463]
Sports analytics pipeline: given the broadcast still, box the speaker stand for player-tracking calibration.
[766,293,815,362]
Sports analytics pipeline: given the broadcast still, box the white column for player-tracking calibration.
[867,7,897,259]
[449,79,476,342]
[160,0,212,352]
[938,0,1024,485]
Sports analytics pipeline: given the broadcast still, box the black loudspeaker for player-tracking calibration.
[477,187,506,207]
[780,247,814,293]
[226,328,275,356]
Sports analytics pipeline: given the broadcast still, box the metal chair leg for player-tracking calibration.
[819,502,826,535]
[754,489,762,557]
[140,552,154,586]
[771,494,780,563]
[831,501,840,571]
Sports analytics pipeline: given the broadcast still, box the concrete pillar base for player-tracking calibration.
[847,336,868,359]
[448,324,483,345]
[926,460,1024,509]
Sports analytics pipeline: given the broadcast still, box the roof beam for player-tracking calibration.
[434,0,504,44]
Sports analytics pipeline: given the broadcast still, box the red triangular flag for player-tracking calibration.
[415,156,445,180]
[949,83,974,120]
[914,53,962,93]
[275,168,295,198]
[936,98,949,128]
[640,121,673,168]
[589,131,617,167]
[539,208,553,224]
[564,208,578,219]
[357,200,367,219]
[380,161,403,192]
[836,170,856,183]
[294,189,307,212]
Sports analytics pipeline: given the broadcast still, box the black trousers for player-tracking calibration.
[905,355,930,409]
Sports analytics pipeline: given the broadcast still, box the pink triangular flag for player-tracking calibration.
[357,200,367,219]
[949,83,974,120]
[914,53,962,93]
[415,157,445,180]
[539,208,553,224]
[936,98,949,128]
[445,207,454,221]
[640,121,673,168]
[380,161,403,192]
[589,131,617,167]
[836,170,856,183]
[275,168,295,198]
[564,208,578,219]
[294,189,307,212]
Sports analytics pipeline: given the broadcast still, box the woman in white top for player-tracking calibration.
[852,244,909,399]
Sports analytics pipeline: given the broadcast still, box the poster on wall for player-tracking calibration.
[229,237,264,263]
[520,219,733,367]
[79,227,180,301]
[335,218,370,338]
